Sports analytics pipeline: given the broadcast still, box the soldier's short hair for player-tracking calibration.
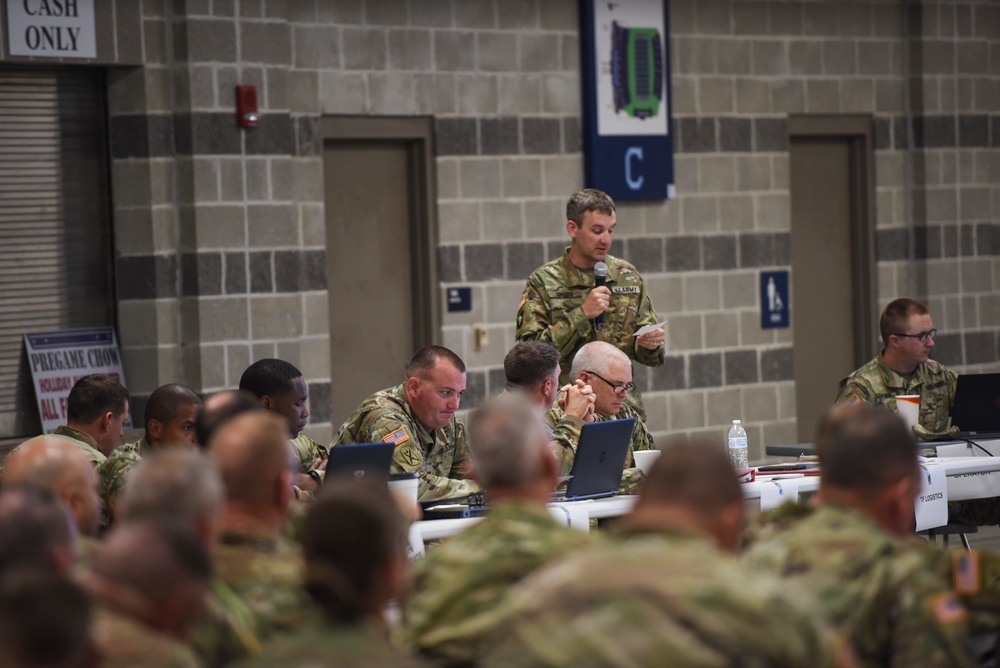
[467,394,548,489]
[0,568,91,668]
[569,341,629,380]
[504,341,560,389]
[67,374,130,424]
[0,485,73,572]
[566,188,615,226]
[120,450,224,529]
[879,298,929,346]
[302,481,407,623]
[239,358,303,399]
[818,404,918,492]
[638,439,741,513]
[210,412,291,507]
[405,345,466,379]
[195,389,262,448]
[144,383,202,431]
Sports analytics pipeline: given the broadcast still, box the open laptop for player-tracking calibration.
[555,418,636,501]
[324,443,395,482]
[950,373,1000,438]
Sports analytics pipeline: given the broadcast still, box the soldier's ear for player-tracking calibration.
[405,376,421,398]
[148,419,163,440]
[565,219,579,239]
[260,395,274,411]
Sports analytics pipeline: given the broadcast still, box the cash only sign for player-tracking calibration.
[5,0,97,59]
[24,328,130,433]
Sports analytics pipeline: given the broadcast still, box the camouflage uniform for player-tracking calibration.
[96,437,149,520]
[53,424,107,464]
[215,526,312,640]
[402,501,592,664]
[480,526,839,667]
[835,353,957,436]
[333,384,478,502]
[743,503,976,667]
[290,433,328,473]
[546,401,652,494]
[516,249,664,418]
[189,578,262,668]
[91,604,201,668]
[236,614,427,668]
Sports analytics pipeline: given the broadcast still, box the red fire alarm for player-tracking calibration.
[235,85,258,129]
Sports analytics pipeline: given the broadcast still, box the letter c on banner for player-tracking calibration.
[625,147,644,190]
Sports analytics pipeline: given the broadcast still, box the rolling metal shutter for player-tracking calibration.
[0,68,114,439]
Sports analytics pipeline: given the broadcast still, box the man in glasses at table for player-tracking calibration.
[548,341,655,494]
[835,298,956,439]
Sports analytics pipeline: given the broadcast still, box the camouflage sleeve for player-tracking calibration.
[96,455,127,522]
[632,282,665,369]
[549,413,583,478]
[290,435,328,473]
[515,275,591,361]
[834,374,875,405]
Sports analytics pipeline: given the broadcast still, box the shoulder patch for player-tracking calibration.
[931,593,967,626]
[953,551,981,595]
[611,286,640,294]
[382,428,411,446]
[842,392,861,405]
[517,292,526,311]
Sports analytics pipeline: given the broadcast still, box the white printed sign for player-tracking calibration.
[760,479,799,511]
[24,327,129,433]
[914,463,949,531]
[6,0,97,59]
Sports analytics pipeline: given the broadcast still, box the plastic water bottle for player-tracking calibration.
[727,419,749,471]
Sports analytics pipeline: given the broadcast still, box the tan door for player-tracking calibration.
[788,117,875,443]
[323,119,438,426]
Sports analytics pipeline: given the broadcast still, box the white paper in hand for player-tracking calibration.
[633,320,668,337]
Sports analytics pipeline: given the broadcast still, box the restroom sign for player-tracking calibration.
[6,0,97,59]
[760,271,789,329]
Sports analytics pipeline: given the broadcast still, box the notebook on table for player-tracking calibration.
[553,418,635,501]
[324,442,396,482]
[950,373,1000,439]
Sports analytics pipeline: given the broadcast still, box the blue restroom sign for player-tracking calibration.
[760,271,789,329]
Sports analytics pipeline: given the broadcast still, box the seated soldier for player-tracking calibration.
[334,345,478,502]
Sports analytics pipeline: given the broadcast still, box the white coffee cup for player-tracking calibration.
[895,395,920,431]
[388,472,419,503]
[633,449,661,476]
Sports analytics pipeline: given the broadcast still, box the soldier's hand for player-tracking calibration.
[636,327,665,350]
[561,381,596,422]
[581,286,611,320]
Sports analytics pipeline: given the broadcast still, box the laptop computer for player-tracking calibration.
[950,373,1000,438]
[324,443,395,482]
[555,418,636,501]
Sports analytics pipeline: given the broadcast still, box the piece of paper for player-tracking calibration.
[633,320,668,337]
[760,480,799,511]
[915,464,949,531]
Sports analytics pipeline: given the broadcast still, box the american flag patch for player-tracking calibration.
[932,593,966,625]
[382,428,411,446]
[953,551,981,595]
[845,393,861,405]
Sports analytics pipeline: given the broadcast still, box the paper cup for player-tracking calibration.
[633,449,661,476]
[388,472,419,503]
[895,395,920,431]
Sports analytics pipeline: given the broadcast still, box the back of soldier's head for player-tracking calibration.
[119,449,223,530]
[0,485,75,573]
[195,389,262,447]
[209,411,291,508]
[67,374,130,424]
[467,393,549,490]
[302,481,408,623]
[239,358,302,399]
[638,439,742,514]
[819,405,918,492]
[504,341,560,389]
[0,568,92,668]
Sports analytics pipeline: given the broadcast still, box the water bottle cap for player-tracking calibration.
[732,419,741,424]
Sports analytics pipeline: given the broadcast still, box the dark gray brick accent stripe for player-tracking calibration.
[877,223,1000,261]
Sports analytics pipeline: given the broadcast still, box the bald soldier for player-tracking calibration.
[334,346,478,502]
[51,373,131,464]
[80,522,210,668]
[481,440,847,667]
[2,435,102,537]
[210,411,311,639]
[97,383,202,523]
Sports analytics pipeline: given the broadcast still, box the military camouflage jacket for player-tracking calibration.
[481,527,839,667]
[189,577,262,668]
[215,526,311,641]
[92,605,201,668]
[290,433,328,473]
[743,503,975,667]
[96,437,149,521]
[516,249,664,384]
[835,353,957,435]
[54,424,107,464]
[333,384,478,502]
[546,401,652,494]
[402,501,591,664]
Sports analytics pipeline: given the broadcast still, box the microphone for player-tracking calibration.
[593,262,608,331]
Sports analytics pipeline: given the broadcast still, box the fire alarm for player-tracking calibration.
[235,85,258,129]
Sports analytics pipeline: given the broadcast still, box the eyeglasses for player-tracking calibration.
[585,371,635,395]
[892,329,936,343]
